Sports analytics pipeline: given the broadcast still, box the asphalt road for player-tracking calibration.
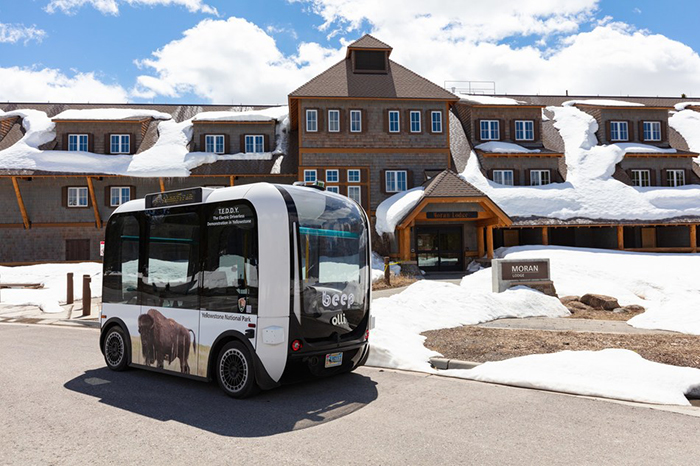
[2,323,700,465]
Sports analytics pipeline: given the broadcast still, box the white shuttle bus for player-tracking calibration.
[99,183,372,398]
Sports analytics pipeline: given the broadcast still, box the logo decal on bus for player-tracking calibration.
[322,291,355,309]
[331,313,348,326]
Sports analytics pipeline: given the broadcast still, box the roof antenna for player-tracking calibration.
[565,90,569,96]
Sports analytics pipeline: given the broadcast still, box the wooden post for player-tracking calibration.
[691,224,697,253]
[542,226,549,246]
[159,178,165,192]
[229,175,235,187]
[617,225,624,250]
[399,227,411,261]
[384,256,391,285]
[11,177,30,230]
[66,273,74,305]
[477,226,485,257]
[86,177,102,229]
[486,225,494,259]
[82,274,91,317]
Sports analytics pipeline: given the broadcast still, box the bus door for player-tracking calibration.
[198,201,259,379]
[138,207,201,376]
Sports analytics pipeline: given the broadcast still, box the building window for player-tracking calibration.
[493,170,514,186]
[410,111,421,133]
[631,169,651,187]
[328,110,340,132]
[110,134,130,154]
[67,187,89,207]
[388,110,400,133]
[304,169,317,183]
[326,186,339,194]
[431,111,443,133]
[667,169,685,187]
[480,120,499,140]
[514,120,534,141]
[205,135,225,154]
[306,109,318,132]
[110,187,131,207]
[347,169,361,183]
[348,185,361,203]
[643,121,662,141]
[610,121,629,141]
[350,110,362,132]
[244,135,264,153]
[530,170,551,186]
[385,170,408,193]
[326,169,339,183]
[68,134,89,152]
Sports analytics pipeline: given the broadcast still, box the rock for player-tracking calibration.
[580,293,620,311]
[559,296,580,305]
[612,307,628,314]
[622,304,645,313]
[565,301,593,313]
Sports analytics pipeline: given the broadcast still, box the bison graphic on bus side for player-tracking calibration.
[137,309,196,374]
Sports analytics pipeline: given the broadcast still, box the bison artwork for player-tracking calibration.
[137,309,197,374]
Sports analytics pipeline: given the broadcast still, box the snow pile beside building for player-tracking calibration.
[52,108,171,121]
[475,141,541,153]
[367,277,569,372]
[450,349,700,406]
[374,187,424,235]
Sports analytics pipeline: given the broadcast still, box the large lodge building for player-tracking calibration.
[1,35,699,270]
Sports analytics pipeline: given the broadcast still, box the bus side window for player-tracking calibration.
[202,203,258,313]
[103,215,140,305]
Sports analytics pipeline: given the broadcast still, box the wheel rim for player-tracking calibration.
[219,348,248,394]
[105,331,124,367]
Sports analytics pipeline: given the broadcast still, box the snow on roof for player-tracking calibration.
[475,141,541,154]
[562,99,645,107]
[375,187,424,235]
[52,108,172,121]
[674,102,700,111]
[612,143,677,154]
[669,109,700,155]
[458,94,525,106]
[193,106,288,122]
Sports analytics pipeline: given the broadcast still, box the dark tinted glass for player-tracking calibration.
[103,214,140,304]
[354,50,386,71]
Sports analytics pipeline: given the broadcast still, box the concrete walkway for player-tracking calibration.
[478,316,675,334]
[0,297,101,328]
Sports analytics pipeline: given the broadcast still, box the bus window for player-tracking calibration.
[103,214,140,305]
[202,202,258,313]
[143,210,200,309]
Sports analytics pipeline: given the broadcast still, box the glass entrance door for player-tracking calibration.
[416,226,463,272]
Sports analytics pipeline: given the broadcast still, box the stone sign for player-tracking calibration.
[492,258,556,296]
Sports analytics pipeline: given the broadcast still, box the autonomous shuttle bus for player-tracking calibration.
[99,183,372,398]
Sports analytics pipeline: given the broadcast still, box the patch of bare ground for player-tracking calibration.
[372,274,418,291]
[422,326,700,369]
[565,307,643,321]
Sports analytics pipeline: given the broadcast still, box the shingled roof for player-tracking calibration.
[422,170,487,198]
[346,34,392,56]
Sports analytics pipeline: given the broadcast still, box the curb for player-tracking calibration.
[0,316,100,329]
[429,357,481,370]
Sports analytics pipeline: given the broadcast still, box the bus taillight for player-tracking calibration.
[291,340,303,352]
[364,329,370,341]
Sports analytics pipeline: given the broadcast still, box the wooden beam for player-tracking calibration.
[11,177,30,230]
[86,177,102,229]
[617,225,624,250]
[159,178,165,192]
[398,227,411,261]
[229,175,235,187]
[477,226,485,257]
[691,224,697,253]
[542,226,549,245]
[486,226,494,259]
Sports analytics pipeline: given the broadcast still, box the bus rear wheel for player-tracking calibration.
[103,326,129,371]
[216,341,259,398]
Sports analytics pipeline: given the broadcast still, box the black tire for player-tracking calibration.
[103,326,129,371]
[216,341,259,398]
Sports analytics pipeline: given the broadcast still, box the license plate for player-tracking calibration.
[325,352,343,368]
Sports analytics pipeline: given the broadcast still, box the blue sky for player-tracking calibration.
[1,1,700,104]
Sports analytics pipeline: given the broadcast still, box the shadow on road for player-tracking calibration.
[64,367,378,437]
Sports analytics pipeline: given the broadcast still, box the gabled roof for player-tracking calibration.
[346,34,392,57]
[422,169,487,198]
[289,59,457,100]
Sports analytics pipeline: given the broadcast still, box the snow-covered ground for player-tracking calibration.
[0,263,102,313]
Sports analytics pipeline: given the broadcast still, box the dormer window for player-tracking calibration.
[514,120,534,141]
[643,121,662,142]
[353,50,387,73]
[610,121,629,141]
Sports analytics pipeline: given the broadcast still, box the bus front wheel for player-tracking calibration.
[216,341,259,398]
[103,326,129,371]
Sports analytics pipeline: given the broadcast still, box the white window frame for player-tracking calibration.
[325,169,339,183]
[514,120,534,141]
[110,186,131,207]
[530,170,551,186]
[328,110,340,133]
[67,186,89,208]
[431,111,443,133]
[348,185,361,203]
[388,110,400,133]
[68,134,89,152]
[244,134,264,153]
[205,134,225,154]
[350,110,362,133]
[385,170,408,193]
[631,169,651,187]
[667,169,685,187]
[609,121,629,142]
[493,169,514,186]
[347,169,361,183]
[326,186,339,194]
[410,111,421,133]
[304,169,317,183]
[480,120,499,140]
[306,109,318,132]
[643,121,662,142]
[110,134,130,154]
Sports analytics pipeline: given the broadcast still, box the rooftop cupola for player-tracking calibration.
[346,34,392,74]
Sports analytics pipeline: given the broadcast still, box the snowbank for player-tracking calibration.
[367,278,569,372]
[450,349,700,406]
[52,108,171,121]
[0,262,103,313]
[458,94,524,106]
[374,187,424,235]
[563,99,645,107]
[475,141,541,153]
